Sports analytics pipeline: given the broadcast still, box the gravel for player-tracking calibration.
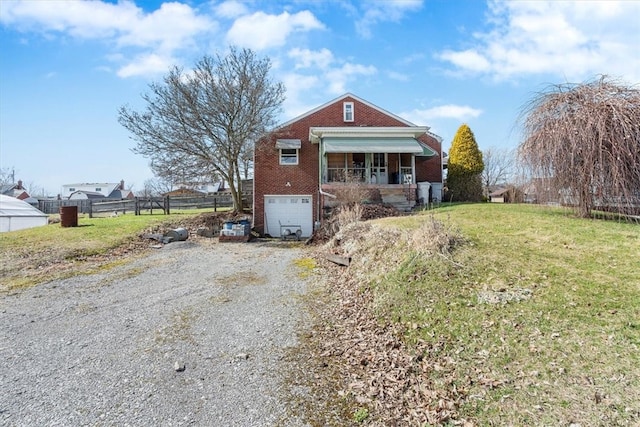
[0,238,313,426]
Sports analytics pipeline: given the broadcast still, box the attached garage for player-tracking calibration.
[0,195,48,232]
[264,195,313,238]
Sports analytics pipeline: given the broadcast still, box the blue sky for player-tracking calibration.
[1,0,639,196]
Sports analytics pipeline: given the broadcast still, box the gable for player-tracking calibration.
[278,93,416,130]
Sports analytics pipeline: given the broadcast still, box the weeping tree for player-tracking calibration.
[119,47,285,212]
[518,76,640,217]
[446,124,484,202]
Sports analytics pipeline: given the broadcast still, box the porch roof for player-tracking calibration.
[323,137,424,154]
[416,141,438,157]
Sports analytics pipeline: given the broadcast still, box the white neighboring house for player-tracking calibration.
[0,194,48,232]
[62,180,134,200]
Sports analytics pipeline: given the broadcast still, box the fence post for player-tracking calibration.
[89,200,93,218]
[165,196,170,215]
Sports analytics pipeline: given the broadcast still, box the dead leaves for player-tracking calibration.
[306,253,477,426]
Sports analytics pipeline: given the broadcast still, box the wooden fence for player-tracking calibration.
[38,194,252,217]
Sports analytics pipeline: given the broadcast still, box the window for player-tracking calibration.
[343,102,354,122]
[95,187,102,192]
[279,148,298,165]
[68,188,75,192]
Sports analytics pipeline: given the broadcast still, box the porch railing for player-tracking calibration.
[400,167,413,184]
[326,167,416,184]
[327,167,367,183]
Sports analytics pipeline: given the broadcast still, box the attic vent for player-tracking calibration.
[343,102,354,122]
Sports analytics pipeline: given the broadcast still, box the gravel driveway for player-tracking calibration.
[1,239,313,426]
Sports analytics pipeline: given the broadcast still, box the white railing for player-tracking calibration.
[326,167,367,183]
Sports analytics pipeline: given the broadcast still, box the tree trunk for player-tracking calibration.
[235,162,243,213]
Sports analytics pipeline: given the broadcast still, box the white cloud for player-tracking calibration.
[399,52,425,65]
[437,0,640,83]
[0,0,137,38]
[355,0,423,38]
[226,10,324,50]
[438,49,490,73]
[279,47,378,108]
[388,71,409,81]
[281,73,321,118]
[0,0,214,78]
[325,63,377,94]
[116,2,213,52]
[215,1,249,19]
[401,105,483,124]
[288,48,334,69]
[117,53,174,78]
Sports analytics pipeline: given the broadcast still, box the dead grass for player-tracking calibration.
[0,211,228,292]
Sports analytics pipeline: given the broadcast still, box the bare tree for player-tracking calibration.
[139,177,173,198]
[239,144,253,181]
[0,167,16,187]
[119,47,285,212]
[482,147,515,198]
[518,76,640,217]
[23,181,46,198]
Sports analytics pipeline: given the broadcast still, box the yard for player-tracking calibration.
[0,210,232,291]
[292,203,640,426]
[1,204,638,425]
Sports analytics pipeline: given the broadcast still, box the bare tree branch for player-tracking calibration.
[482,147,515,197]
[118,47,285,212]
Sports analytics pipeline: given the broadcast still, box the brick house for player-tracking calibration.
[253,93,444,238]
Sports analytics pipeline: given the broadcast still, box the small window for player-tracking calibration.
[280,148,298,165]
[343,102,354,122]
[68,188,75,192]
[95,187,102,192]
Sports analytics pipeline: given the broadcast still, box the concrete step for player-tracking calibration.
[381,194,409,203]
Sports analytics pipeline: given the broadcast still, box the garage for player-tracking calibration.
[264,195,313,238]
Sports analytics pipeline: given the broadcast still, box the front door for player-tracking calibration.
[370,153,388,184]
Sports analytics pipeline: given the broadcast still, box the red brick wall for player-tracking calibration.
[253,96,443,234]
[415,133,443,183]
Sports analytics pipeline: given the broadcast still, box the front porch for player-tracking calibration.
[324,152,417,185]
[309,126,439,212]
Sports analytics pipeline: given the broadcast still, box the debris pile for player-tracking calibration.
[139,212,252,244]
[311,203,403,243]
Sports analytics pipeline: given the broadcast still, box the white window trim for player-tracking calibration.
[343,102,354,122]
[279,148,299,165]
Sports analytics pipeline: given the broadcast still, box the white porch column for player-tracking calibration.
[411,155,416,184]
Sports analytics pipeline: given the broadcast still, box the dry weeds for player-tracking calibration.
[286,216,474,426]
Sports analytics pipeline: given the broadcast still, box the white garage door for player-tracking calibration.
[264,195,313,238]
